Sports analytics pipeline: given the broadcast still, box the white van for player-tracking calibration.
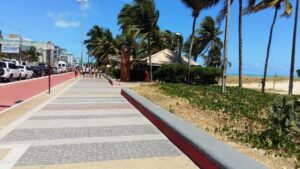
[58,61,67,73]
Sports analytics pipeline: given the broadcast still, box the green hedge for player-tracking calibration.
[155,64,188,83]
[155,64,221,85]
[297,69,300,77]
[190,66,222,85]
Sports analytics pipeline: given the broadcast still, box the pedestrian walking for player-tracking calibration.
[91,67,95,78]
[95,68,99,78]
[80,68,83,77]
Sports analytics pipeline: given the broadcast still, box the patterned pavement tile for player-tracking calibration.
[0,78,196,168]
[42,103,134,110]
[15,140,182,166]
[1,125,160,141]
[29,114,142,120]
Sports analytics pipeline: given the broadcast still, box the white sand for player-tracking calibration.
[229,81,300,95]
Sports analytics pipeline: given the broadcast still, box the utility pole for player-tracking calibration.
[46,41,55,94]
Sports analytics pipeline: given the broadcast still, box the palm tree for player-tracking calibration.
[181,0,220,83]
[150,30,183,56]
[248,0,292,93]
[85,26,118,65]
[183,16,223,65]
[118,0,159,81]
[289,0,299,95]
[217,0,256,89]
[222,0,231,93]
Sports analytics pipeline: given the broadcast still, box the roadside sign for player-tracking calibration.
[1,42,19,53]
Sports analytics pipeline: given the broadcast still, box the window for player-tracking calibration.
[0,62,6,68]
[9,63,17,69]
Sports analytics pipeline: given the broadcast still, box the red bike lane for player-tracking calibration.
[0,72,75,112]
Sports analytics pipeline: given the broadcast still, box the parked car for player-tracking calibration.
[37,64,48,76]
[0,61,21,82]
[38,64,54,75]
[58,61,67,73]
[17,66,33,79]
[52,66,62,74]
[30,66,42,78]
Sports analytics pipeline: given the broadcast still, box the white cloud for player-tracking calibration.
[54,19,80,28]
[47,11,79,29]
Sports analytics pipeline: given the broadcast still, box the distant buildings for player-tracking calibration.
[0,34,77,66]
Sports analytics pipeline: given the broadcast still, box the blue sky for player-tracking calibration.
[0,0,299,76]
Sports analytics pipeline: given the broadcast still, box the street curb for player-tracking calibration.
[121,88,267,169]
[102,73,119,86]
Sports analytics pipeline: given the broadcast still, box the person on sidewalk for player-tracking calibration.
[91,67,95,78]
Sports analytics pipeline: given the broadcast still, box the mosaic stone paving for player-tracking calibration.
[0,78,198,169]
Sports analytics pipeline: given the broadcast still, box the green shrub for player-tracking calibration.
[109,68,120,79]
[270,96,300,135]
[155,64,188,83]
[248,96,300,155]
[191,66,222,85]
[155,64,221,85]
[297,69,300,77]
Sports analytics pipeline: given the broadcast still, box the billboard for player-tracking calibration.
[1,42,19,54]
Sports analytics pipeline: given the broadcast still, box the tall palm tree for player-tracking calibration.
[118,0,159,81]
[150,30,183,55]
[222,0,231,93]
[289,0,299,95]
[184,16,223,65]
[181,0,220,83]
[248,0,292,93]
[85,26,118,65]
[217,0,256,89]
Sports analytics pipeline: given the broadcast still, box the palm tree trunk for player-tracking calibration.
[262,8,278,93]
[147,33,153,81]
[187,16,197,83]
[288,0,299,95]
[222,0,231,93]
[238,0,243,88]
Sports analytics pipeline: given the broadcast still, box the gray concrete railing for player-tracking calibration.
[121,88,267,169]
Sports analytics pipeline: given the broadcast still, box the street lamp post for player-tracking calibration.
[46,41,55,94]
[77,0,88,68]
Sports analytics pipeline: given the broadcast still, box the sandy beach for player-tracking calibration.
[229,80,300,95]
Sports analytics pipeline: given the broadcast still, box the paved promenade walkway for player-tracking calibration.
[0,78,197,169]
